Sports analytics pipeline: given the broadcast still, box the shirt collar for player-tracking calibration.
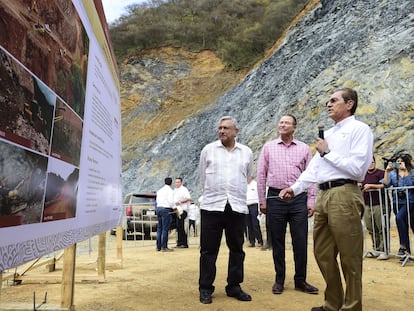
[215,139,241,150]
[276,137,298,146]
[334,115,355,129]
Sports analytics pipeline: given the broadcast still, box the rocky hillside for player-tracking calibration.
[120,0,414,198]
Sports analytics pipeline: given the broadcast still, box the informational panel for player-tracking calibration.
[0,0,122,270]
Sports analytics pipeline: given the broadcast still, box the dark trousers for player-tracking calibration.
[246,203,263,245]
[189,219,197,236]
[264,211,272,247]
[176,210,188,246]
[199,203,246,294]
[267,190,308,285]
[156,207,172,250]
[395,201,414,253]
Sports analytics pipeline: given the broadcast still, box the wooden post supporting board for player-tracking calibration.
[116,226,123,262]
[61,244,76,310]
[97,233,106,280]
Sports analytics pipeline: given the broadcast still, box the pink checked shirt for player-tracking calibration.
[257,138,317,206]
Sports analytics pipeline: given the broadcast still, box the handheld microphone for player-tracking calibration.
[318,125,324,139]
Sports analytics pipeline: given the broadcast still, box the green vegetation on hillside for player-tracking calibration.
[109,0,310,70]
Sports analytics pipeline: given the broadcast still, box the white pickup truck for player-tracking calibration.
[114,192,158,240]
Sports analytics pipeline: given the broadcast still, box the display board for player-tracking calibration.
[0,0,122,270]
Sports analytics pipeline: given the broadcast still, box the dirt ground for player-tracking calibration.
[1,225,413,311]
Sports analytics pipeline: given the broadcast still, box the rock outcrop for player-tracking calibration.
[120,0,414,198]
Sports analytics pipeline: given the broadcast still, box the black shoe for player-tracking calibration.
[295,281,319,294]
[156,248,161,251]
[397,247,408,256]
[177,245,189,248]
[311,306,325,311]
[226,289,252,301]
[261,242,271,251]
[199,291,212,304]
[272,282,284,294]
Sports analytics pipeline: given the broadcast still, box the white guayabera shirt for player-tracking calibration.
[199,140,253,214]
[174,185,191,212]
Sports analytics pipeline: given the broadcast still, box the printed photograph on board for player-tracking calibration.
[50,98,83,166]
[0,48,55,155]
[0,140,48,227]
[42,157,79,222]
[0,0,90,118]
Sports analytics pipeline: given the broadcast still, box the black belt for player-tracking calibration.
[319,179,357,190]
[268,187,282,196]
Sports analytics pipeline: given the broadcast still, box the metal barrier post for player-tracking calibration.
[384,185,414,266]
[363,189,388,259]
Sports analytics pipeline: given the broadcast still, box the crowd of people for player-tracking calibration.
[153,88,413,311]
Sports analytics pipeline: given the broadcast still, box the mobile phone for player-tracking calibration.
[392,162,401,169]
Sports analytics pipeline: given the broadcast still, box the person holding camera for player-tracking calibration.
[382,154,414,259]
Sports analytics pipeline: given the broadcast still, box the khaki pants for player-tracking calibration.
[363,204,384,251]
[313,184,364,311]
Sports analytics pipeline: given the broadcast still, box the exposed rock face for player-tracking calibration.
[121,0,414,198]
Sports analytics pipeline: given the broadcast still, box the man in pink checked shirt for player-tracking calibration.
[257,114,318,296]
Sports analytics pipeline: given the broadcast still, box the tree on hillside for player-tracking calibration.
[109,0,310,70]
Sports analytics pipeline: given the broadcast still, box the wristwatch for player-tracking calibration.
[321,148,331,157]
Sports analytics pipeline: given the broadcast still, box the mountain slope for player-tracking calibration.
[120,0,414,198]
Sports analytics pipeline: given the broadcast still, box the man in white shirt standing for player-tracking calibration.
[280,88,373,311]
[173,177,191,248]
[187,201,199,237]
[246,176,263,247]
[198,116,253,304]
[156,177,175,252]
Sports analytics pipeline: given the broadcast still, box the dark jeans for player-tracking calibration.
[395,201,414,253]
[267,191,308,285]
[199,203,246,294]
[176,210,188,246]
[156,207,172,250]
[246,203,263,245]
